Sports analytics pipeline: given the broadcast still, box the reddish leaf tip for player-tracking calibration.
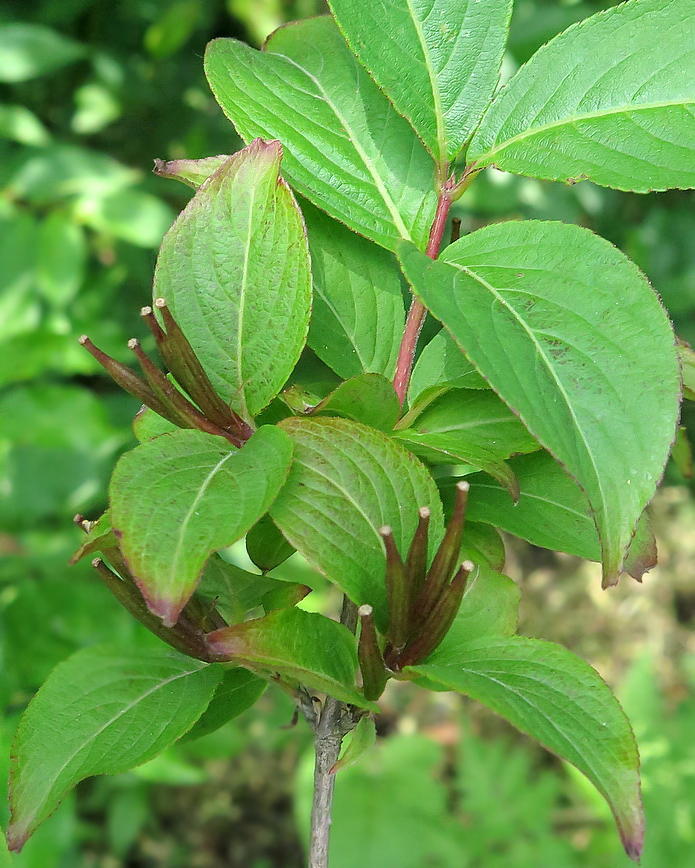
[622,832,644,864]
[6,823,28,853]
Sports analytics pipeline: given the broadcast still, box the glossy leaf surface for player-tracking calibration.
[8,646,221,851]
[399,220,679,585]
[410,636,643,861]
[204,17,437,250]
[154,139,311,420]
[469,0,695,192]
[270,417,444,630]
[110,427,293,625]
[303,202,406,378]
[207,608,374,708]
[329,0,512,162]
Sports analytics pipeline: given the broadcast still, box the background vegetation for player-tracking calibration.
[1,0,694,865]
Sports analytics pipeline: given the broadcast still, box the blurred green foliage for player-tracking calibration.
[1,0,694,865]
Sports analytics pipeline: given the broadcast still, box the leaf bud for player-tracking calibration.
[357,604,388,702]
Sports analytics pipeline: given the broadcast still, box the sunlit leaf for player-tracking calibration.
[329,0,512,162]
[469,0,695,192]
[399,220,679,585]
[110,427,293,625]
[154,139,311,420]
[204,17,437,250]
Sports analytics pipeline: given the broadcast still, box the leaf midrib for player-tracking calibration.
[444,260,608,546]
[169,449,239,586]
[21,663,204,829]
[272,52,412,240]
[404,0,446,161]
[473,97,695,164]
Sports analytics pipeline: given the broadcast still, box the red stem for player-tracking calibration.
[393,192,453,406]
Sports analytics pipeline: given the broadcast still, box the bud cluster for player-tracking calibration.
[79,298,253,447]
[358,482,473,701]
[73,514,225,662]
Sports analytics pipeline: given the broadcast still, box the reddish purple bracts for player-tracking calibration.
[381,525,410,650]
[404,506,430,605]
[79,300,252,447]
[361,486,474,685]
[357,604,388,702]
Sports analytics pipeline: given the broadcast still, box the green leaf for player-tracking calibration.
[456,451,657,580]
[196,553,305,623]
[0,24,85,83]
[269,417,444,630]
[468,0,695,192]
[246,513,296,573]
[207,608,375,709]
[36,211,86,309]
[678,339,695,401]
[110,426,293,626]
[409,636,644,862]
[7,645,222,852]
[0,103,51,146]
[399,220,680,585]
[460,522,506,572]
[409,328,490,404]
[437,562,519,654]
[179,668,267,742]
[303,201,406,378]
[69,512,116,564]
[153,154,230,190]
[204,17,437,251]
[331,715,377,773]
[396,389,540,499]
[154,139,311,420]
[328,0,512,163]
[309,374,400,432]
[132,406,178,442]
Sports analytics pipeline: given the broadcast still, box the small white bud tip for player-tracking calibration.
[457,480,470,492]
[358,604,373,617]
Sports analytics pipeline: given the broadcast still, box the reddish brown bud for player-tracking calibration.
[397,560,473,668]
[357,604,388,702]
[128,338,241,444]
[381,526,409,649]
[79,335,171,419]
[153,298,244,430]
[404,506,430,605]
[413,481,469,623]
